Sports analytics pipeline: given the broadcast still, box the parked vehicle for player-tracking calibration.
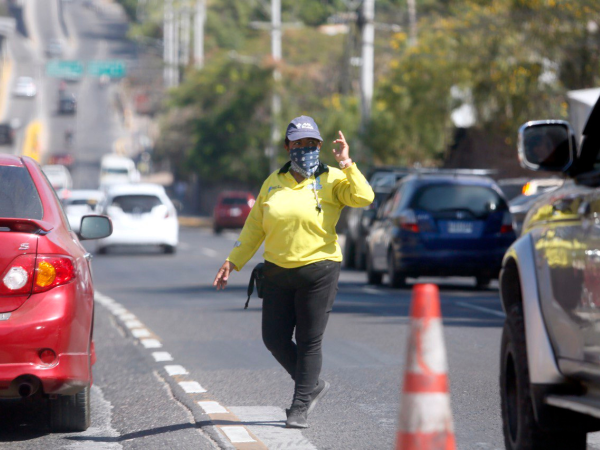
[62,189,106,233]
[0,122,15,145]
[58,92,77,115]
[41,164,73,192]
[499,96,600,449]
[366,172,516,288]
[213,191,256,234]
[12,76,36,98]
[0,154,112,431]
[45,38,63,58]
[97,183,178,254]
[99,154,139,187]
[343,167,410,270]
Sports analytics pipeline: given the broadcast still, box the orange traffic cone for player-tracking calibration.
[396,283,455,450]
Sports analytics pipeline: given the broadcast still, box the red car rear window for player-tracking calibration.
[0,166,43,219]
[221,197,249,206]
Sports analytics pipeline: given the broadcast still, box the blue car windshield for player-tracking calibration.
[0,166,43,220]
[411,184,507,218]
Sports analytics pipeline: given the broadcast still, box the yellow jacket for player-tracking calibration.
[227,161,375,270]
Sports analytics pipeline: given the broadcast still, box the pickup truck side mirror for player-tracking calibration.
[518,120,576,173]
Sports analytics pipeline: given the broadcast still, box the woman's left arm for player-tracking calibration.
[331,131,375,208]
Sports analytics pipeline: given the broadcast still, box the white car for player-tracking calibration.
[97,183,178,254]
[13,76,37,97]
[42,164,73,191]
[99,154,139,187]
[62,189,106,232]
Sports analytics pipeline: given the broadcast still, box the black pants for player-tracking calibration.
[261,260,341,405]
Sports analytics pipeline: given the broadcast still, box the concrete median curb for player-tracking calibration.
[178,216,213,228]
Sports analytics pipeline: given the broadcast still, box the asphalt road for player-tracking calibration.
[2,1,598,449]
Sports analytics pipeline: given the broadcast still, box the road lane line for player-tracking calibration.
[124,319,143,329]
[455,301,505,318]
[229,406,318,449]
[362,287,385,296]
[165,365,188,376]
[152,351,174,362]
[118,313,137,321]
[201,247,218,257]
[220,426,256,443]
[198,401,228,414]
[179,381,206,393]
[140,338,162,348]
[131,328,151,338]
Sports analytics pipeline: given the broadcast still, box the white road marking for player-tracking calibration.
[165,365,188,376]
[229,406,318,449]
[124,319,143,329]
[198,401,228,414]
[179,381,206,393]
[131,328,151,338]
[220,426,256,443]
[455,301,505,318]
[201,247,218,257]
[140,338,162,348]
[152,351,174,362]
[109,307,127,315]
[362,287,385,296]
[118,313,137,321]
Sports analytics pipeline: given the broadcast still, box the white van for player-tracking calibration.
[99,154,139,187]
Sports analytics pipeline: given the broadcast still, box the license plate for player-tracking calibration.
[447,221,473,234]
[230,207,242,217]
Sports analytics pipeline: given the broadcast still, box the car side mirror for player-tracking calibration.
[518,120,576,173]
[79,215,112,240]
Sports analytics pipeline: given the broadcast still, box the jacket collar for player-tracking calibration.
[279,161,329,178]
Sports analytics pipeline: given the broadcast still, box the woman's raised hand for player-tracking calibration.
[214,260,236,290]
[332,130,350,163]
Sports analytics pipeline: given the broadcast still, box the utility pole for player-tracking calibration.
[172,4,180,85]
[407,0,417,45]
[268,0,282,173]
[163,0,179,88]
[360,0,374,130]
[180,6,191,67]
[194,0,206,69]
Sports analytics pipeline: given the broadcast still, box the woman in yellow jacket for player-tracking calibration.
[214,116,374,428]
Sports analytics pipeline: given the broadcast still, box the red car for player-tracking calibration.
[213,191,256,234]
[0,155,112,431]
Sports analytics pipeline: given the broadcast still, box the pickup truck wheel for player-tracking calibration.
[49,385,91,432]
[500,304,586,449]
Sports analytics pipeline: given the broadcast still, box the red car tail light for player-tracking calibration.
[0,255,36,295]
[398,210,420,233]
[33,256,75,293]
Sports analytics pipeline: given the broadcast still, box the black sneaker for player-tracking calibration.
[286,402,308,428]
[307,379,330,416]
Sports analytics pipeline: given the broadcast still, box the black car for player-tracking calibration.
[0,123,14,145]
[58,93,77,115]
[343,167,410,270]
[498,97,600,449]
[366,171,516,288]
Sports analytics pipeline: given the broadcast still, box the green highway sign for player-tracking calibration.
[87,60,126,78]
[45,60,84,79]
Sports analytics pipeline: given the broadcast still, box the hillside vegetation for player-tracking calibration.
[121,0,600,185]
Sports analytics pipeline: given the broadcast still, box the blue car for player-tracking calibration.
[365,172,516,288]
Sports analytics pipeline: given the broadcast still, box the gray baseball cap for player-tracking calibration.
[285,115,323,142]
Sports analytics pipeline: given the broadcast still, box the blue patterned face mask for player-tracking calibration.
[290,146,320,178]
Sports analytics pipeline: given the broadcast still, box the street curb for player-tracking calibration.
[179,216,213,228]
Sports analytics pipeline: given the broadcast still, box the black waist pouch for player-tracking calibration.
[245,262,265,309]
